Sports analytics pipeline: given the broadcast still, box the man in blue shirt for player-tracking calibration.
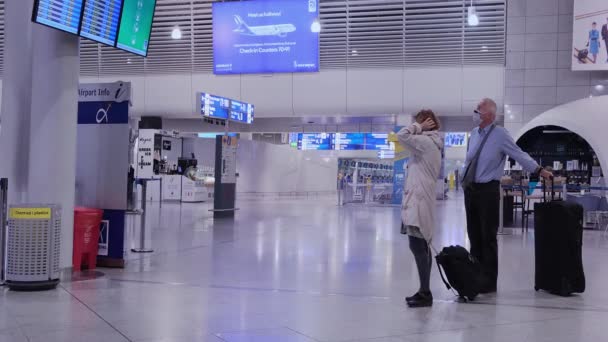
[463,98,552,294]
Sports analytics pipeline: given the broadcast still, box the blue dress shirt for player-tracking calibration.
[465,125,539,183]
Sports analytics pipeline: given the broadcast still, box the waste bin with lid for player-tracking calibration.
[73,207,103,271]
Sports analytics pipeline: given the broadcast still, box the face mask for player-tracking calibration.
[473,110,482,126]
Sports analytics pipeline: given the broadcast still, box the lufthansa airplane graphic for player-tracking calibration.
[233,15,296,37]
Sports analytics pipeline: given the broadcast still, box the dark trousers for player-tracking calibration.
[464,181,500,289]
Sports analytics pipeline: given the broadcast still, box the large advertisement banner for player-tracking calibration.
[213,0,320,74]
[572,0,608,70]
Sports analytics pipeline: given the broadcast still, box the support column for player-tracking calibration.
[0,1,80,268]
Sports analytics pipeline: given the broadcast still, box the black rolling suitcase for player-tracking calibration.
[534,179,585,296]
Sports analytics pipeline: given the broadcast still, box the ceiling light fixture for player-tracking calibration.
[595,84,605,91]
[467,1,479,26]
[171,26,182,40]
[311,20,321,33]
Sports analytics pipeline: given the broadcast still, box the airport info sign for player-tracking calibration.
[212,0,320,74]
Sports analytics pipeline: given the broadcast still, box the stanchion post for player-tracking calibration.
[131,179,154,253]
[0,178,8,284]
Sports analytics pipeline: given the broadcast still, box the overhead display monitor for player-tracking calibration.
[212,0,320,74]
[32,0,85,35]
[230,100,255,124]
[365,133,392,151]
[80,0,123,46]
[444,133,468,147]
[298,133,333,150]
[116,0,157,56]
[335,133,365,150]
[197,93,255,124]
[198,93,230,120]
[572,0,608,70]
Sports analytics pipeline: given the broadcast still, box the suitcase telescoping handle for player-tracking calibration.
[542,175,555,202]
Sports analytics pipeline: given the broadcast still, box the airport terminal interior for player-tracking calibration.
[2,0,608,341]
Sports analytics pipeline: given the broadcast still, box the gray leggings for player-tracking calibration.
[409,235,432,293]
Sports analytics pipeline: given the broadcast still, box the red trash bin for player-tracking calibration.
[73,207,104,271]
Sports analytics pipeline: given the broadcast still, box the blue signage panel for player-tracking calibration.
[213,0,320,74]
[199,93,254,124]
[33,0,84,34]
[298,133,333,150]
[200,93,230,120]
[445,133,467,147]
[230,100,255,124]
[80,0,123,46]
[365,133,392,150]
[77,101,129,124]
[335,133,365,150]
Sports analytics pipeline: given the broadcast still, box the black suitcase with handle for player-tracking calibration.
[534,179,585,296]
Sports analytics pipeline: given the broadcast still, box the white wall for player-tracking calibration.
[80,65,505,119]
[504,0,608,136]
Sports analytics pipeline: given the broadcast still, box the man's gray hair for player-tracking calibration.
[482,98,498,115]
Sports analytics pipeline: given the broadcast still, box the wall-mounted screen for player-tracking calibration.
[572,0,608,70]
[444,133,467,147]
[116,0,157,56]
[32,0,85,35]
[80,0,123,46]
[212,0,320,74]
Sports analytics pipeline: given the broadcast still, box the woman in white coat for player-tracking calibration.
[397,110,443,307]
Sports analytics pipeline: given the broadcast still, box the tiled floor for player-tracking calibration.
[3,193,608,341]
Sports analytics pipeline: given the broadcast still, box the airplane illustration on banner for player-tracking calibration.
[233,15,296,37]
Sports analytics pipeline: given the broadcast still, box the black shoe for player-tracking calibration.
[406,292,433,307]
[479,286,497,294]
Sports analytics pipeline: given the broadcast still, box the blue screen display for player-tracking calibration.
[230,100,255,124]
[80,0,123,46]
[199,93,230,120]
[365,133,392,150]
[213,0,320,74]
[298,133,333,150]
[335,133,365,150]
[34,0,84,34]
[445,133,467,147]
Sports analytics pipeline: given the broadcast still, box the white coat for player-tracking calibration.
[397,123,443,242]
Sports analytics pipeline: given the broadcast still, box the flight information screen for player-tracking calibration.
[298,133,334,150]
[365,133,392,150]
[116,0,157,56]
[199,93,230,120]
[33,0,84,34]
[335,133,365,150]
[230,100,255,124]
[80,0,123,46]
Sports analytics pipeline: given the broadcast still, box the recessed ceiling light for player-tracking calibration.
[311,20,321,33]
[171,26,182,39]
[467,5,479,26]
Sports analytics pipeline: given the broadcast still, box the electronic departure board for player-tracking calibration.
[230,100,255,124]
[33,0,84,34]
[80,0,123,46]
[199,93,230,120]
[298,133,333,150]
[334,133,365,150]
[197,93,255,124]
[116,0,157,56]
[365,133,392,150]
